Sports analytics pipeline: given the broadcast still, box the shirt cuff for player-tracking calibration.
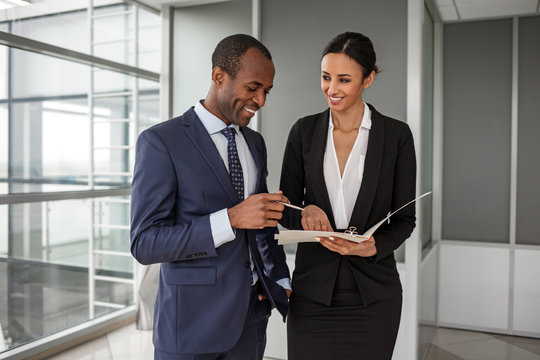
[276,278,292,291]
[210,209,236,248]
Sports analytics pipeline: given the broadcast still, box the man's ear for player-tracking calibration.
[212,67,225,87]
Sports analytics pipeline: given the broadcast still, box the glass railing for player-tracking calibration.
[0,189,133,353]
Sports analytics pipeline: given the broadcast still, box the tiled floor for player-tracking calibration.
[46,323,154,360]
[425,328,540,360]
[45,323,540,360]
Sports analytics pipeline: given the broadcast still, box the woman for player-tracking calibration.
[279,31,416,360]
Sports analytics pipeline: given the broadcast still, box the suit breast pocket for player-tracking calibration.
[164,266,217,286]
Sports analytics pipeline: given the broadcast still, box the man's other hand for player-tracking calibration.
[227,191,289,229]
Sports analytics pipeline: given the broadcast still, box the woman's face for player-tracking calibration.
[320,52,373,113]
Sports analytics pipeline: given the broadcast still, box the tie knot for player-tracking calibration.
[220,127,236,141]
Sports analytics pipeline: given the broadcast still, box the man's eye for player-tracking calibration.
[247,87,256,92]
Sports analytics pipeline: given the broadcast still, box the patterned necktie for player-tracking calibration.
[220,127,244,200]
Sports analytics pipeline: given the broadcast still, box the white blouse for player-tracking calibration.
[323,104,372,229]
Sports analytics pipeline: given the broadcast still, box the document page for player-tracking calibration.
[275,191,432,245]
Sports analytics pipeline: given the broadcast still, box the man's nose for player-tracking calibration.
[252,92,266,108]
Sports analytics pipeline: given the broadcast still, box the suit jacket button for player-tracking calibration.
[245,261,250,268]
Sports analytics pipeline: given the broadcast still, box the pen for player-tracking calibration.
[274,201,304,211]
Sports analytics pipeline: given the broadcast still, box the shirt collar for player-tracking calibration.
[328,102,372,130]
[194,100,240,135]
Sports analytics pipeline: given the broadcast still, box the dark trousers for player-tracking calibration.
[287,291,402,360]
[155,290,271,360]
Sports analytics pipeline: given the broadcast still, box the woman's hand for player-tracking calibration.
[317,236,377,257]
[301,205,333,231]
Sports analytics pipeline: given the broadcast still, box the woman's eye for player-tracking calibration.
[322,75,330,80]
[340,79,350,83]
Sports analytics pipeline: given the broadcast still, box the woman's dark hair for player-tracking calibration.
[322,31,379,80]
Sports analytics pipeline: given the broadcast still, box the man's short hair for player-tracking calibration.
[212,34,272,78]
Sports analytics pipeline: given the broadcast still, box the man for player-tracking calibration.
[130,34,291,360]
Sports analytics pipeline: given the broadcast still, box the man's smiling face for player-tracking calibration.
[215,48,275,127]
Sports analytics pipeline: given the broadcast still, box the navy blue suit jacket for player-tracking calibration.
[130,107,290,355]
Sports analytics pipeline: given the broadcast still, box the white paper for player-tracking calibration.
[276,230,369,245]
[275,191,432,245]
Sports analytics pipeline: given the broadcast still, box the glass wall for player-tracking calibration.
[8,2,160,73]
[0,1,160,354]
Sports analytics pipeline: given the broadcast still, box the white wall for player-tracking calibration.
[172,0,251,117]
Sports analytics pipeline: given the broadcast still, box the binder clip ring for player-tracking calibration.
[345,226,358,236]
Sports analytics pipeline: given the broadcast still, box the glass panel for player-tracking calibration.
[94,148,131,174]
[0,44,8,100]
[6,3,149,71]
[93,42,135,66]
[0,201,7,255]
[11,10,88,53]
[95,279,133,307]
[93,6,133,42]
[93,4,133,66]
[9,99,90,192]
[0,196,133,352]
[45,199,90,266]
[93,69,133,94]
[5,3,161,71]
[11,49,88,99]
[138,7,161,72]
[0,1,160,354]
[42,99,90,180]
[138,87,160,133]
[0,103,7,180]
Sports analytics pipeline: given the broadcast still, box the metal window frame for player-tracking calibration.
[0,31,159,82]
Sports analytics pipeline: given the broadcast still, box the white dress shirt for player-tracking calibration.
[194,101,257,247]
[323,103,371,230]
[194,101,290,290]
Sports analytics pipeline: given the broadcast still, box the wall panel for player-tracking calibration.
[172,0,251,117]
[516,16,540,245]
[442,20,512,242]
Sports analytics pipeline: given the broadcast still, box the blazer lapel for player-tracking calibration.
[240,127,262,193]
[348,105,384,233]
[183,109,239,205]
[309,110,336,228]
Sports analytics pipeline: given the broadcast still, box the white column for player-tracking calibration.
[403,0,424,359]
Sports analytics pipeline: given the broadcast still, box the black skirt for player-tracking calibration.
[287,260,402,360]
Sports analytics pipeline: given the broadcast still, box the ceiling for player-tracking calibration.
[135,0,540,22]
[433,0,540,22]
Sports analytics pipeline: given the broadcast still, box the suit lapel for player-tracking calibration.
[309,110,336,228]
[348,105,384,232]
[240,127,262,193]
[183,109,239,205]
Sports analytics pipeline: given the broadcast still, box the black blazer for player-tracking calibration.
[279,104,416,306]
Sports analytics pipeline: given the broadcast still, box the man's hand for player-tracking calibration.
[228,191,289,229]
[258,289,291,302]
